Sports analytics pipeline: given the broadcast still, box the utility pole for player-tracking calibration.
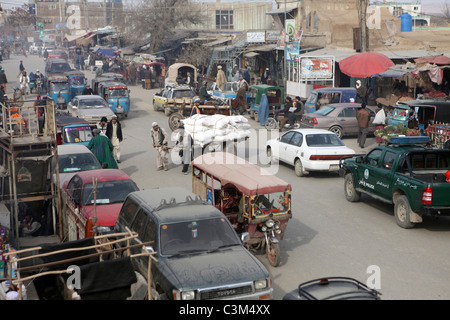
[358,0,369,52]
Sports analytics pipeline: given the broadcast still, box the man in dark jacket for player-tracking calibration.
[0,67,7,92]
[356,102,371,148]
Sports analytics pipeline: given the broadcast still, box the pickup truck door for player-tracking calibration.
[355,148,387,199]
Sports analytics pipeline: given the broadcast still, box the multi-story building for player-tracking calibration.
[31,0,123,34]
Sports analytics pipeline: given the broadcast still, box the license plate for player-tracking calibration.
[329,164,339,171]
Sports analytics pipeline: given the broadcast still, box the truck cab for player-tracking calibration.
[341,136,450,228]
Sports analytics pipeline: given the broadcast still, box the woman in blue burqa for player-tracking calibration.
[259,93,269,126]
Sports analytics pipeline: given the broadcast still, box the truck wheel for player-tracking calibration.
[344,173,361,202]
[394,195,416,229]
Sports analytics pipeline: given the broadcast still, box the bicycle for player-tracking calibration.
[264,112,302,131]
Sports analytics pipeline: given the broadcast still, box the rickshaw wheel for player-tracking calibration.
[168,112,183,131]
[266,241,280,267]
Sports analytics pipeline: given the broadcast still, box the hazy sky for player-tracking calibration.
[3,0,447,15]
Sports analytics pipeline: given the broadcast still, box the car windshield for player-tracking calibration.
[69,76,85,85]
[50,63,71,73]
[313,106,335,116]
[306,133,345,147]
[58,152,101,174]
[108,88,128,98]
[160,217,240,256]
[82,180,138,206]
[173,90,195,99]
[50,82,68,90]
[253,192,289,215]
[79,99,107,109]
[64,126,93,144]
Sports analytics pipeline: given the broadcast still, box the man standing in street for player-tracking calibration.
[106,115,123,163]
[151,122,169,171]
[216,65,226,91]
[97,116,108,136]
[0,67,7,93]
[87,129,118,169]
[356,102,371,148]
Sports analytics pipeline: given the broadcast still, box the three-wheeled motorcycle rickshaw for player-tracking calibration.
[191,152,292,267]
[98,81,130,118]
[47,76,70,110]
[56,115,92,146]
[248,85,285,122]
[65,70,86,99]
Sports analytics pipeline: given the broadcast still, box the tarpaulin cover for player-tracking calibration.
[94,48,117,57]
[414,55,450,65]
[39,237,99,270]
[75,257,137,300]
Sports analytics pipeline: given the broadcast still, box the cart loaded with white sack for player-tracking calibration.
[180,114,251,153]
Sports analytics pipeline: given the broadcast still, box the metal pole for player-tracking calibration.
[284,0,287,88]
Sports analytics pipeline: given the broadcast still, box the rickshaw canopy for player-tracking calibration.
[166,63,197,83]
[192,152,291,196]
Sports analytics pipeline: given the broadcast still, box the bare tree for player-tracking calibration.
[441,1,450,20]
[123,0,204,54]
[6,4,36,38]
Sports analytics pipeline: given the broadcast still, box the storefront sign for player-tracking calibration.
[247,32,266,43]
[300,57,334,80]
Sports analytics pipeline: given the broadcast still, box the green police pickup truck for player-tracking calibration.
[340,136,450,228]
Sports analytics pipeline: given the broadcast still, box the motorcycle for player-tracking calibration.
[264,111,302,131]
[35,78,44,95]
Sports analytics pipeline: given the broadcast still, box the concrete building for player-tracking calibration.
[32,0,123,35]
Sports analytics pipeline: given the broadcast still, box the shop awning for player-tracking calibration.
[244,52,260,58]
[266,7,297,15]
[203,36,233,47]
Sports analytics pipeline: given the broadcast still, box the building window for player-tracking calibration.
[48,4,57,10]
[216,10,233,30]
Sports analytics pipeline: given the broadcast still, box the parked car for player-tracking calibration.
[266,129,355,177]
[62,169,139,240]
[29,43,42,55]
[115,187,273,300]
[300,103,376,139]
[68,95,115,127]
[53,144,101,189]
[152,84,196,115]
[283,277,381,300]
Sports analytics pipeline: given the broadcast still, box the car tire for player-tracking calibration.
[344,173,361,202]
[266,146,272,164]
[329,126,343,139]
[294,158,305,177]
[394,195,416,229]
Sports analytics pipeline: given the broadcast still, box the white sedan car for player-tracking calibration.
[266,129,355,177]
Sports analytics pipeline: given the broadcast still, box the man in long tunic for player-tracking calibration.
[216,65,227,91]
[87,129,118,169]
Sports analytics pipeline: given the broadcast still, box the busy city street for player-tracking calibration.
[3,51,450,300]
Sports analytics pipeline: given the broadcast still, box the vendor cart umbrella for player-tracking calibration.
[339,52,394,78]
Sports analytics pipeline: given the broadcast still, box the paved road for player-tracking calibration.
[5,53,450,300]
